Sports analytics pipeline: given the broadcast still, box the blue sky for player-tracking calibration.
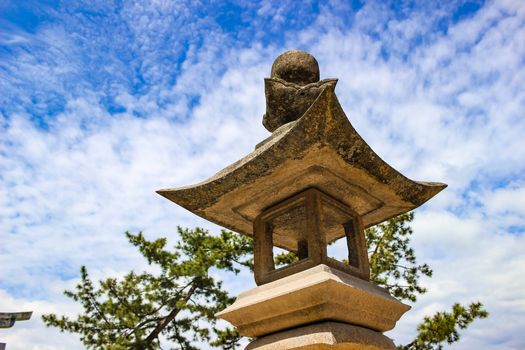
[1,1,525,349]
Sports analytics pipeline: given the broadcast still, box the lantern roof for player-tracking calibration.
[157,83,446,248]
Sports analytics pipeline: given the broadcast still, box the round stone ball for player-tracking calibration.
[271,50,320,86]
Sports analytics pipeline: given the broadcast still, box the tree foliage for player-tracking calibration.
[398,302,489,350]
[364,213,488,349]
[366,212,432,302]
[43,214,488,349]
[42,228,252,349]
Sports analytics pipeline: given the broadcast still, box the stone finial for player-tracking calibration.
[263,50,337,132]
[271,50,320,86]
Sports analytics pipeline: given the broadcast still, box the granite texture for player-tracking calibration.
[157,83,446,250]
[271,50,320,85]
[246,322,396,350]
[216,264,410,337]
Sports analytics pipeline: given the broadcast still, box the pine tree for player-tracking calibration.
[43,213,487,349]
[42,228,253,349]
[365,213,488,349]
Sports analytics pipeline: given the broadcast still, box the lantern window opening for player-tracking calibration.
[254,187,370,285]
[327,237,348,264]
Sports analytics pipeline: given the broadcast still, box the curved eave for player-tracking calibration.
[157,84,446,237]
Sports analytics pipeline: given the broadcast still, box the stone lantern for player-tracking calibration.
[158,50,446,349]
[0,311,32,350]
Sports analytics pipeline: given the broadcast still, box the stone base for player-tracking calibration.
[216,264,410,337]
[246,322,395,350]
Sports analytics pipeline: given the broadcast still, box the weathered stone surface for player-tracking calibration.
[271,50,320,85]
[157,83,446,252]
[0,311,32,329]
[246,322,396,350]
[263,77,337,132]
[263,50,335,132]
[215,264,410,338]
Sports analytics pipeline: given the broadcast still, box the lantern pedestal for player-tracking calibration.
[216,265,409,349]
[246,322,395,350]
